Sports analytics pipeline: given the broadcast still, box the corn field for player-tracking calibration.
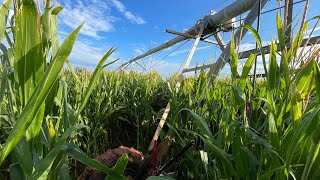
[0,0,320,180]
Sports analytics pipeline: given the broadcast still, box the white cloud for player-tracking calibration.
[239,43,256,51]
[59,0,146,39]
[59,0,117,38]
[307,26,320,34]
[238,41,271,52]
[65,39,121,70]
[133,47,145,55]
[111,0,146,24]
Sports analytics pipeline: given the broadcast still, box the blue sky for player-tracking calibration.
[53,0,320,77]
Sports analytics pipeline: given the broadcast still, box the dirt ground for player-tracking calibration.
[78,146,144,180]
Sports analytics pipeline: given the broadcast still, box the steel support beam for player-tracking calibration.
[183,35,320,73]
[214,33,227,51]
[165,29,219,45]
[239,36,320,58]
[119,0,258,69]
[207,0,269,87]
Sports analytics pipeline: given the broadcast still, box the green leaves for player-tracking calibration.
[241,25,268,75]
[30,125,86,179]
[181,108,213,140]
[296,60,314,97]
[0,0,11,42]
[314,62,320,100]
[230,34,238,80]
[77,48,118,114]
[181,108,235,176]
[239,54,256,90]
[105,154,128,180]
[13,0,44,140]
[200,137,235,175]
[276,13,286,51]
[0,23,83,166]
[268,42,279,91]
[51,5,63,15]
[64,143,125,179]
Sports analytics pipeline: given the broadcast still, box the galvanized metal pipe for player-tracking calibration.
[207,0,269,87]
[119,0,258,69]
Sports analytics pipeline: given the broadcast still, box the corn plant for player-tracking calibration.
[65,69,167,157]
[0,0,127,179]
[157,13,320,179]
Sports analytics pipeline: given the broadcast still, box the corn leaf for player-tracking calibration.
[314,62,320,99]
[0,63,7,103]
[64,143,125,179]
[241,25,268,75]
[239,54,256,90]
[12,137,33,176]
[230,34,238,80]
[45,3,62,115]
[200,136,235,175]
[276,13,286,51]
[0,0,11,42]
[105,154,129,180]
[51,5,63,15]
[181,108,214,140]
[13,0,45,140]
[30,125,86,180]
[268,42,279,91]
[9,163,26,180]
[0,23,83,165]
[295,60,314,98]
[286,105,320,166]
[77,48,117,113]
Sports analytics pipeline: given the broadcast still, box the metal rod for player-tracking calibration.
[213,33,227,51]
[261,0,306,15]
[165,29,194,39]
[158,140,195,174]
[166,29,220,45]
[206,0,269,88]
[251,0,262,124]
[119,0,259,69]
[183,35,320,73]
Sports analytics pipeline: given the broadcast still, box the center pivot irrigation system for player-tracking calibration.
[118,0,318,176]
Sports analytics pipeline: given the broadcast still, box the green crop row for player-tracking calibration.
[0,0,127,179]
[1,0,320,179]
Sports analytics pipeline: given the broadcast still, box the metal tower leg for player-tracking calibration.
[206,0,269,88]
[148,23,205,151]
[213,33,226,51]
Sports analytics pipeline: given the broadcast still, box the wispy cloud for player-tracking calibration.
[59,0,145,38]
[307,26,320,34]
[111,0,146,24]
[64,38,121,70]
[59,0,116,38]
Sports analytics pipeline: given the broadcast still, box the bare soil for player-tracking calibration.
[78,146,144,180]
